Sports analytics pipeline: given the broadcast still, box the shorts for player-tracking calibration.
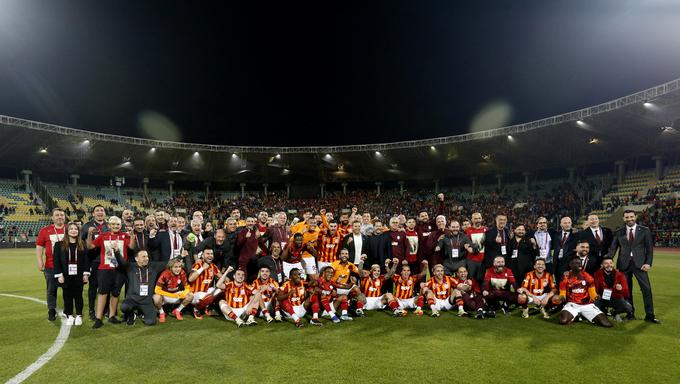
[527,293,548,305]
[97,269,125,296]
[398,298,417,310]
[283,261,304,279]
[302,257,318,276]
[561,302,603,322]
[160,290,190,304]
[191,287,216,305]
[365,296,386,311]
[433,298,453,311]
[225,306,247,320]
[283,305,306,319]
[337,288,352,296]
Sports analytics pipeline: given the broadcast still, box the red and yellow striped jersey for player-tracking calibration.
[279,280,307,305]
[223,281,254,309]
[330,260,359,285]
[522,271,556,296]
[316,232,342,263]
[337,224,351,240]
[426,276,455,300]
[190,261,220,293]
[251,277,279,303]
[361,275,385,297]
[392,275,420,299]
[289,228,320,258]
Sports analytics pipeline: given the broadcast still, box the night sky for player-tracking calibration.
[1,0,679,146]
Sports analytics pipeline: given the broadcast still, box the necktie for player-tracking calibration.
[628,227,634,244]
[595,229,601,244]
[561,232,568,247]
[173,232,178,250]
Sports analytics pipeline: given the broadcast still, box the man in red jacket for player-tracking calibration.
[593,256,633,322]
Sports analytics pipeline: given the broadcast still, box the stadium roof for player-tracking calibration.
[2,78,680,185]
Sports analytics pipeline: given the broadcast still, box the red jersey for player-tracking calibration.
[405,229,419,263]
[559,271,596,305]
[317,276,337,299]
[361,275,385,298]
[279,280,307,305]
[156,269,188,293]
[36,224,66,269]
[92,232,131,270]
[451,276,481,295]
[251,277,279,303]
[388,231,409,262]
[285,244,305,264]
[465,226,487,263]
[316,231,342,263]
[223,281,254,308]
[190,260,220,293]
[393,274,420,299]
[522,271,556,296]
[426,276,455,299]
[483,267,516,292]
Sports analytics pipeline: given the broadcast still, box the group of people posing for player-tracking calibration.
[35,193,660,329]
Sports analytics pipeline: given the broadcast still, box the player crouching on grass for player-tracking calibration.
[451,266,488,319]
[516,258,557,319]
[392,260,428,316]
[251,266,282,323]
[153,258,194,323]
[331,249,367,317]
[188,248,222,319]
[277,268,319,327]
[317,266,353,323]
[216,269,261,327]
[113,250,167,326]
[423,264,457,317]
[359,258,403,316]
[482,256,518,316]
[555,256,612,328]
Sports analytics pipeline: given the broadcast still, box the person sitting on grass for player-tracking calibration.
[517,258,557,319]
[153,258,194,323]
[215,269,261,327]
[556,256,612,328]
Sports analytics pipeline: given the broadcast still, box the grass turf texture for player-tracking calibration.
[0,248,678,384]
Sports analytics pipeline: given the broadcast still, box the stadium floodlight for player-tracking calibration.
[282,168,290,175]
[275,154,281,159]
[39,147,48,154]
[588,137,600,144]
[231,153,238,158]
[507,135,514,141]
[122,156,131,162]
[324,153,332,159]
[644,102,653,108]
[576,120,585,126]
[150,147,156,153]
[430,146,436,151]
[82,139,90,145]
[375,151,382,156]
[193,151,200,156]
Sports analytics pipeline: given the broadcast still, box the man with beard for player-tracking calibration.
[182,219,205,272]
[578,214,613,270]
[482,256,518,315]
[81,205,109,320]
[415,193,445,269]
[154,210,168,231]
[194,228,234,271]
[404,218,419,273]
[436,220,473,276]
[121,209,135,232]
[131,218,151,254]
[36,208,66,321]
[236,217,261,280]
[255,211,269,257]
[533,216,555,276]
[593,256,633,322]
[258,241,285,284]
[465,212,487,283]
[451,266,487,318]
[230,208,246,228]
[188,248,222,319]
[484,215,510,270]
[387,217,409,265]
[554,216,578,283]
[317,221,343,272]
[264,212,291,252]
[507,224,538,282]
[556,256,612,327]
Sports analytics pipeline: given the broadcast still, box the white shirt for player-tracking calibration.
[590,227,602,238]
[352,233,363,264]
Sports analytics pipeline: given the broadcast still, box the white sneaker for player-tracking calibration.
[235,318,245,327]
[540,308,550,319]
[430,309,440,318]
[65,315,75,326]
[265,314,274,323]
[274,313,282,322]
[457,308,466,317]
[246,315,258,326]
[522,308,529,319]
[74,315,83,326]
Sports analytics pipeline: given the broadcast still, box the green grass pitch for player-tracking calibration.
[1,248,678,383]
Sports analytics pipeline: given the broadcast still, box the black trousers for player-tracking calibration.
[121,297,157,326]
[466,260,484,284]
[594,298,633,316]
[88,262,99,314]
[62,280,84,316]
[625,264,655,317]
[443,258,467,276]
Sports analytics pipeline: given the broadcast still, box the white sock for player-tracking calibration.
[312,313,319,319]
[341,309,347,316]
[292,314,300,322]
[177,304,185,311]
[458,305,464,311]
[159,308,165,314]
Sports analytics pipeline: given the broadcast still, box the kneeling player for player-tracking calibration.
[153,258,194,323]
[251,267,281,323]
[517,258,557,319]
[188,248,222,319]
[556,256,612,328]
[451,266,487,319]
[482,256,518,315]
[424,264,456,317]
[317,266,353,323]
[359,258,402,316]
[331,249,367,317]
[216,269,262,327]
[277,268,318,327]
[392,260,428,316]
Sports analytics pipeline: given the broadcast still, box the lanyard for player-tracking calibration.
[449,234,460,250]
[137,233,145,249]
[68,246,78,264]
[137,267,150,285]
[538,232,549,250]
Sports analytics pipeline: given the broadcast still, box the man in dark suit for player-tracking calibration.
[609,210,659,323]
[578,214,613,268]
[483,215,510,268]
[342,221,369,266]
[366,220,392,273]
[151,216,183,262]
[553,216,578,282]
